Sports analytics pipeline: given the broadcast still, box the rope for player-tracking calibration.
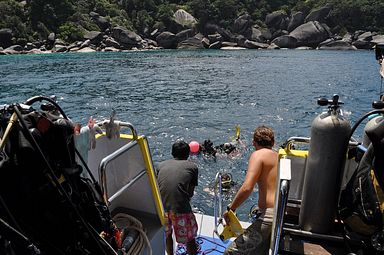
[112,213,152,255]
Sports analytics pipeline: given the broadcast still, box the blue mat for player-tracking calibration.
[176,235,231,255]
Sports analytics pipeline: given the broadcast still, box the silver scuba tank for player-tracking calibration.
[299,95,351,233]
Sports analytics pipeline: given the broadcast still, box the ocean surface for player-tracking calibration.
[0,49,381,221]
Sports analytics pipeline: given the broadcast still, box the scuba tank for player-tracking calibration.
[299,95,351,233]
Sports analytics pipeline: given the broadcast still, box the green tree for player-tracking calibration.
[212,0,237,27]
[0,1,33,41]
[133,10,154,35]
[29,0,75,32]
[58,21,84,42]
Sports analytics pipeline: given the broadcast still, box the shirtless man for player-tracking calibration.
[224,126,278,255]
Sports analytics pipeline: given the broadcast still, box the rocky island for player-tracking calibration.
[1,1,383,55]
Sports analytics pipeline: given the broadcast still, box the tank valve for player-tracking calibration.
[372,100,384,109]
[317,94,344,112]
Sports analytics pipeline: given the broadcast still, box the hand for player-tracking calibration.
[88,116,96,129]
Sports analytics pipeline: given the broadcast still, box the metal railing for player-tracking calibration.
[97,121,141,204]
[270,158,291,255]
[213,172,223,237]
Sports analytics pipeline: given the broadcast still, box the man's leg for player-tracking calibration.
[166,234,174,255]
[186,238,197,255]
[164,212,174,255]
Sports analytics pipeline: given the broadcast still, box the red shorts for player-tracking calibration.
[165,211,198,244]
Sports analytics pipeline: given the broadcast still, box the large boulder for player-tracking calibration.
[175,29,196,43]
[352,40,375,49]
[352,30,366,41]
[207,33,223,44]
[358,31,373,42]
[234,14,253,37]
[83,31,103,44]
[203,23,235,41]
[52,44,68,53]
[318,39,356,50]
[250,27,272,43]
[46,32,55,49]
[156,32,177,49]
[221,42,238,48]
[271,29,289,40]
[287,12,305,32]
[24,42,36,51]
[173,9,197,28]
[47,33,55,42]
[0,29,13,48]
[305,5,332,23]
[271,35,297,48]
[235,35,247,47]
[90,12,111,31]
[342,33,353,43]
[265,11,289,31]
[201,37,210,48]
[177,36,204,49]
[244,40,269,49]
[104,37,120,49]
[3,45,24,54]
[112,26,143,48]
[209,41,222,49]
[372,34,384,44]
[289,21,330,47]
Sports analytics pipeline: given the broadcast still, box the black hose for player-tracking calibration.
[348,109,384,142]
[24,95,68,119]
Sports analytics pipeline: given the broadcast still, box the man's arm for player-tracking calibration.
[228,151,262,211]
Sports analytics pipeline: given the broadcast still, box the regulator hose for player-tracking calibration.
[113,213,152,255]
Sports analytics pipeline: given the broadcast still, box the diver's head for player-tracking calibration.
[223,142,236,154]
[202,139,216,156]
[253,126,274,149]
[172,140,190,160]
[204,139,213,147]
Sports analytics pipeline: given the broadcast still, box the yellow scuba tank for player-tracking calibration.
[219,209,244,241]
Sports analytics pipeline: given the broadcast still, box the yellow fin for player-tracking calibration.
[219,210,244,240]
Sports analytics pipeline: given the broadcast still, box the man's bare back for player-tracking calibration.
[252,148,278,209]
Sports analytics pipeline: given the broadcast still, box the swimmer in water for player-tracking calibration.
[200,139,217,157]
[203,172,238,198]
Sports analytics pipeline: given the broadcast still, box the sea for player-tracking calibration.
[0,49,381,221]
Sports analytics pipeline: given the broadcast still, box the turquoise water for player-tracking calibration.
[0,49,381,220]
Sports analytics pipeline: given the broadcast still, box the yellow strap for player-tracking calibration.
[0,112,18,151]
[371,170,384,214]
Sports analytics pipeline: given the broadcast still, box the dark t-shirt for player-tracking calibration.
[157,159,198,214]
